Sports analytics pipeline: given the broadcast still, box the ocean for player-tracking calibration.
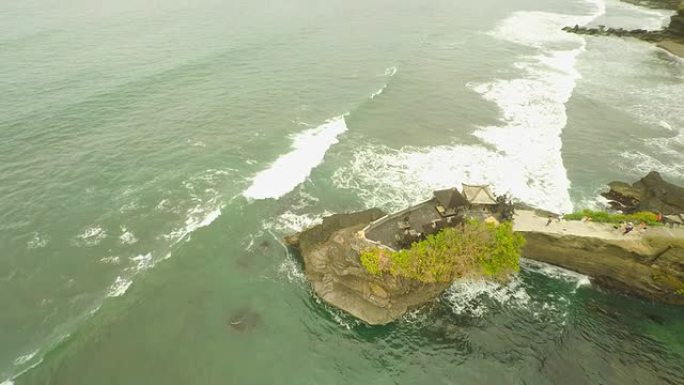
[1,0,683,383]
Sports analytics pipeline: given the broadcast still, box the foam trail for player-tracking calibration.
[370,66,398,99]
[106,276,132,297]
[334,0,606,214]
[243,116,348,200]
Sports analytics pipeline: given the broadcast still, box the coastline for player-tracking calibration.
[657,38,684,56]
[563,0,684,58]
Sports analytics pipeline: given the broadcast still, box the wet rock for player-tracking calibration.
[602,171,684,215]
[286,209,451,325]
[521,230,684,305]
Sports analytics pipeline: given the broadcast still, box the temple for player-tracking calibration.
[363,184,504,250]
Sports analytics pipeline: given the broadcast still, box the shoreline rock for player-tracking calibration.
[286,209,451,325]
[601,171,684,215]
[287,174,684,325]
[562,0,684,58]
[515,209,684,305]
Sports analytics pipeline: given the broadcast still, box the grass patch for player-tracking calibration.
[563,209,661,226]
[360,220,525,283]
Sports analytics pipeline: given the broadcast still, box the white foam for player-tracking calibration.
[99,255,121,264]
[311,296,359,330]
[370,66,398,99]
[592,0,674,30]
[118,201,140,213]
[75,226,106,247]
[106,276,132,297]
[186,138,207,148]
[243,116,349,200]
[119,227,138,245]
[273,211,329,234]
[12,350,38,366]
[333,143,569,214]
[521,259,591,289]
[277,258,306,284]
[384,66,398,77]
[619,150,684,179]
[130,253,153,272]
[26,232,48,249]
[1,380,14,385]
[163,181,224,246]
[443,276,531,317]
[370,85,388,100]
[333,1,606,214]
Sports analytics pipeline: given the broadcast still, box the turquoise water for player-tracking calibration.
[1,0,683,383]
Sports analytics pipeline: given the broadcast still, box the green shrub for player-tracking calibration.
[360,220,525,283]
[360,249,383,276]
[563,209,660,226]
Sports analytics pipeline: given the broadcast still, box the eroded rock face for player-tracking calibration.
[286,209,450,325]
[602,171,684,215]
[522,232,684,305]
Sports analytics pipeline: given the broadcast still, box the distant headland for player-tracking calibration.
[285,172,684,325]
[563,0,684,58]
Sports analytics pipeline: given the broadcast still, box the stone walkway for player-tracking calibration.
[513,210,684,240]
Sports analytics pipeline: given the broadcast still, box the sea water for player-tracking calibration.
[1,0,683,383]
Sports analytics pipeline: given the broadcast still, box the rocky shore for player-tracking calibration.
[562,0,684,57]
[286,173,684,325]
[515,210,684,305]
[285,209,452,325]
[602,171,684,217]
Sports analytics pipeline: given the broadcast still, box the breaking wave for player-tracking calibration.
[243,116,349,200]
[243,65,398,201]
[74,226,107,247]
[444,276,531,318]
[370,66,398,100]
[333,1,605,214]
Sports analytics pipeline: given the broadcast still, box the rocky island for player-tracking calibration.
[285,173,684,325]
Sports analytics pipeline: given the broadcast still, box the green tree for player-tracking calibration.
[360,220,525,283]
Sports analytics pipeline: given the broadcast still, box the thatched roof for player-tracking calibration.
[462,184,497,205]
[433,188,469,210]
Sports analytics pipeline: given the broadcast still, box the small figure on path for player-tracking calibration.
[636,221,647,233]
[623,222,634,235]
[546,216,554,226]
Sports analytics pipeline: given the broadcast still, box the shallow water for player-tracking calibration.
[1,0,683,383]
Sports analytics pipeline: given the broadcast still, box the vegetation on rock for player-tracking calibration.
[360,220,525,283]
[563,209,661,226]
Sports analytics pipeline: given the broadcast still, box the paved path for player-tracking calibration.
[513,210,684,241]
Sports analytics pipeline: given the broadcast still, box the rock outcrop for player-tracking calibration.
[285,209,451,325]
[521,231,684,305]
[602,171,684,215]
[670,1,684,35]
[562,0,684,57]
[561,25,674,43]
[287,174,684,325]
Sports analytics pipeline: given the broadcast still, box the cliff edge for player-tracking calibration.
[285,209,451,325]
